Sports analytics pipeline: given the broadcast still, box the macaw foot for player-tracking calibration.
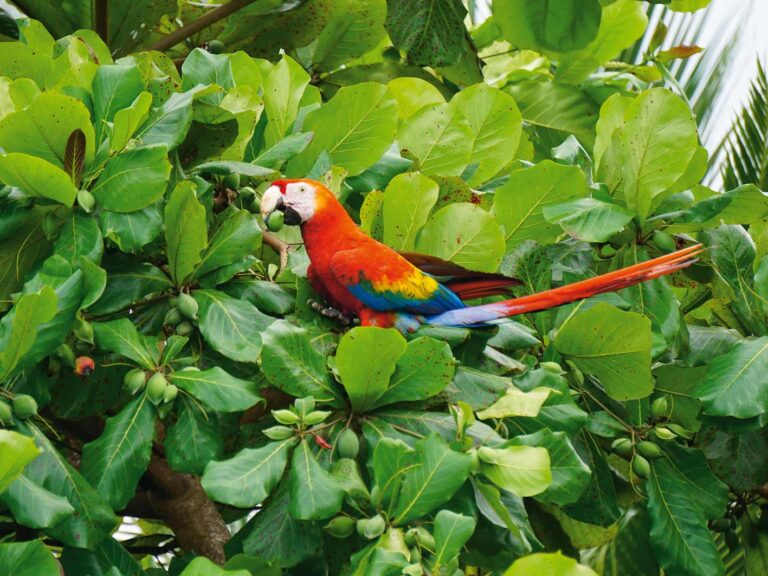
[359,309,422,334]
[307,299,354,326]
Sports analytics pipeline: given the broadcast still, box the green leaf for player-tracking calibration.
[59,534,148,576]
[180,557,250,576]
[93,318,158,369]
[385,0,468,67]
[91,144,171,213]
[564,432,621,526]
[92,64,145,144]
[493,160,588,248]
[397,102,473,176]
[0,429,41,493]
[0,153,79,206]
[336,327,407,412]
[111,91,152,153]
[0,92,94,169]
[263,55,310,147]
[194,289,272,363]
[0,286,57,381]
[53,212,103,265]
[171,366,263,413]
[312,0,387,71]
[165,180,207,286]
[543,198,634,243]
[2,471,75,529]
[88,261,171,316]
[382,172,439,251]
[416,203,505,272]
[0,540,60,576]
[477,445,551,498]
[250,131,314,169]
[646,458,724,576]
[387,77,446,119]
[18,421,118,548]
[659,443,728,520]
[699,427,768,492]
[477,386,554,419]
[503,552,597,576]
[450,83,522,185]
[202,439,296,508]
[431,510,476,571]
[392,434,472,525]
[373,337,455,408]
[260,320,342,404]
[192,210,262,280]
[181,49,233,101]
[80,393,156,510]
[289,439,345,520]
[691,336,768,419]
[555,303,653,401]
[620,88,699,220]
[290,82,398,176]
[136,86,212,150]
[99,205,163,252]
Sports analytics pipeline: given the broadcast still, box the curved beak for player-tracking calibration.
[260,185,284,222]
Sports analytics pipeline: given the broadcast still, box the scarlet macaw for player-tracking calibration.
[260,179,702,333]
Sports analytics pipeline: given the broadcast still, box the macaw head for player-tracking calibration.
[260,179,326,226]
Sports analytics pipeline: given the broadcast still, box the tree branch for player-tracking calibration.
[263,230,291,271]
[147,0,260,53]
[94,0,109,47]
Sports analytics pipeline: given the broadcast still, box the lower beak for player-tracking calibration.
[260,185,284,221]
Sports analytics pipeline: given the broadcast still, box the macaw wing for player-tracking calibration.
[329,249,464,315]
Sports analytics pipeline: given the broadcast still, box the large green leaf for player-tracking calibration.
[194,289,272,363]
[171,366,263,413]
[92,318,158,369]
[80,394,156,511]
[451,83,522,185]
[493,0,602,52]
[336,327,406,412]
[290,82,398,176]
[136,86,211,150]
[0,286,57,381]
[2,471,75,529]
[88,261,171,316]
[91,145,171,213]
[92,64,145,144]
[431,510,476,572]
[646,458,724,576]
[417,203,505,272]
[659,443,728,520]
[0,540,60,576]
[99,206,163,252]
[0,429,41,493]
[263,55,310,148]
[288,439,345,520]
[260,320,342,404]
[59,534,146,576]
[0,153,78,206]
[110,91,152,153]
[191,210,262,281]
[397,102,473,176]
[555,303,653,400]
[477,444,551,498]
[543,198,634,243]
[504,552,597,576]
[202,438,296,508]
[53,212,103,265]
[691,336,768,419]
[312,0,387,71]
[392,434,472,525]
[493,160,589,248]
[165,181,207,286]
[382,172,438,251]
[373,337,455,408]
[164,397,223,475]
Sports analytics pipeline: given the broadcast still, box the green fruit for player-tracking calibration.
[272,409,301,425]
[176,320,194,336]
[405,530,417,547]
[413,526,435,550]
[540,361,564,374]
[164,307,183,326]
[146,372,168,405]
[42,211,59,238]
[263,425,294,440]
[222,173,240,190]
[294,396,315,417]
[12,394,38,419]
[179,366,200,372]
[124,369,147,394]
[652,230,676,252]
[324,516,356,538]
[601,245,617,257]
[653,426,677,441]
[266,210,284,232]
[77,189,95,212]
[632,454,651,479]
[55,343,76,367]
[75,319,94,344]
[402,564,423,576]
[177,293,199,320]
[409,546,421,563]
[207,39,225,54]
[0,401,13,425]
[238,186,256,202]
[651,396,670,419]
[380,528,409,557]
[611,438,633,458]
[711,518,731,532]
[303,410,331,425]
[356,514,386,540]
[163,384,178,404]
[337,428,360,459]
[636,441,663,459]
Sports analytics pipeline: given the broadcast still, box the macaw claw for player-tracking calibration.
[307,300,354,326]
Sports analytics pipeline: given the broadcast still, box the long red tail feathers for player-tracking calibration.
[425,244,704,326]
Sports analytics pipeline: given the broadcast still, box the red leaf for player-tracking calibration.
[657,45,704,62]
[314,434,332,450]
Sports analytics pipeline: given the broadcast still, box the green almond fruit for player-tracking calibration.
[652,230,676,253]
[162,384,178,404]
[711,518,731,532]
[176,320,194,336]
[207,39,225,54]
[540,361,564,374]
[164,307,183,326]
[651,396,670,419]
[636,441,663,459]
[263,425,295,440]
[294,396,315,417]
[124,368,147,394]
[55,343,76,367]
[337,428,360,459]
[402,564,423,576]
[12,394,38,419]
[414,526,435,550]
[177,293,198,320]
[222,173,240,190]
[356,514,386,540]
[238,186,256,201]
[653,426,677,441]
[611,438,633,459]
[77,189,95,213]
[0,401,13,425]
[266,210,284,232]
[303,410,331,426]
[146,372,168,405]
[272,409,301,425]
[324,516,356,539]
[632,454,651,479]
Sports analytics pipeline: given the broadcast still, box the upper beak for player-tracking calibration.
[260,185,284,221]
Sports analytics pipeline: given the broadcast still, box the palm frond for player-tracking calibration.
[718,60,768,190]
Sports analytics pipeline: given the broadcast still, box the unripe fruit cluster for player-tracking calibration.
[610,437,664,480]
[0,394,39,424]
[164,293,199,336]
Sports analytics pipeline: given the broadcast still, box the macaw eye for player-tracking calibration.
[298,184,307,193]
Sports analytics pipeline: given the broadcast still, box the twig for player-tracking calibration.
[147,0,260,53]
[94,0,109,47]
[263,230,291,271]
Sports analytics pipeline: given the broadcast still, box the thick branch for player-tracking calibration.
[147,0,260,53]
[263,230,291,271]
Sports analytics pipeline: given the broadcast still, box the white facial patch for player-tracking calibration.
[284,181,316,222]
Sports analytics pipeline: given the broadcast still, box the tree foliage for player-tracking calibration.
[1,1,767,575]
